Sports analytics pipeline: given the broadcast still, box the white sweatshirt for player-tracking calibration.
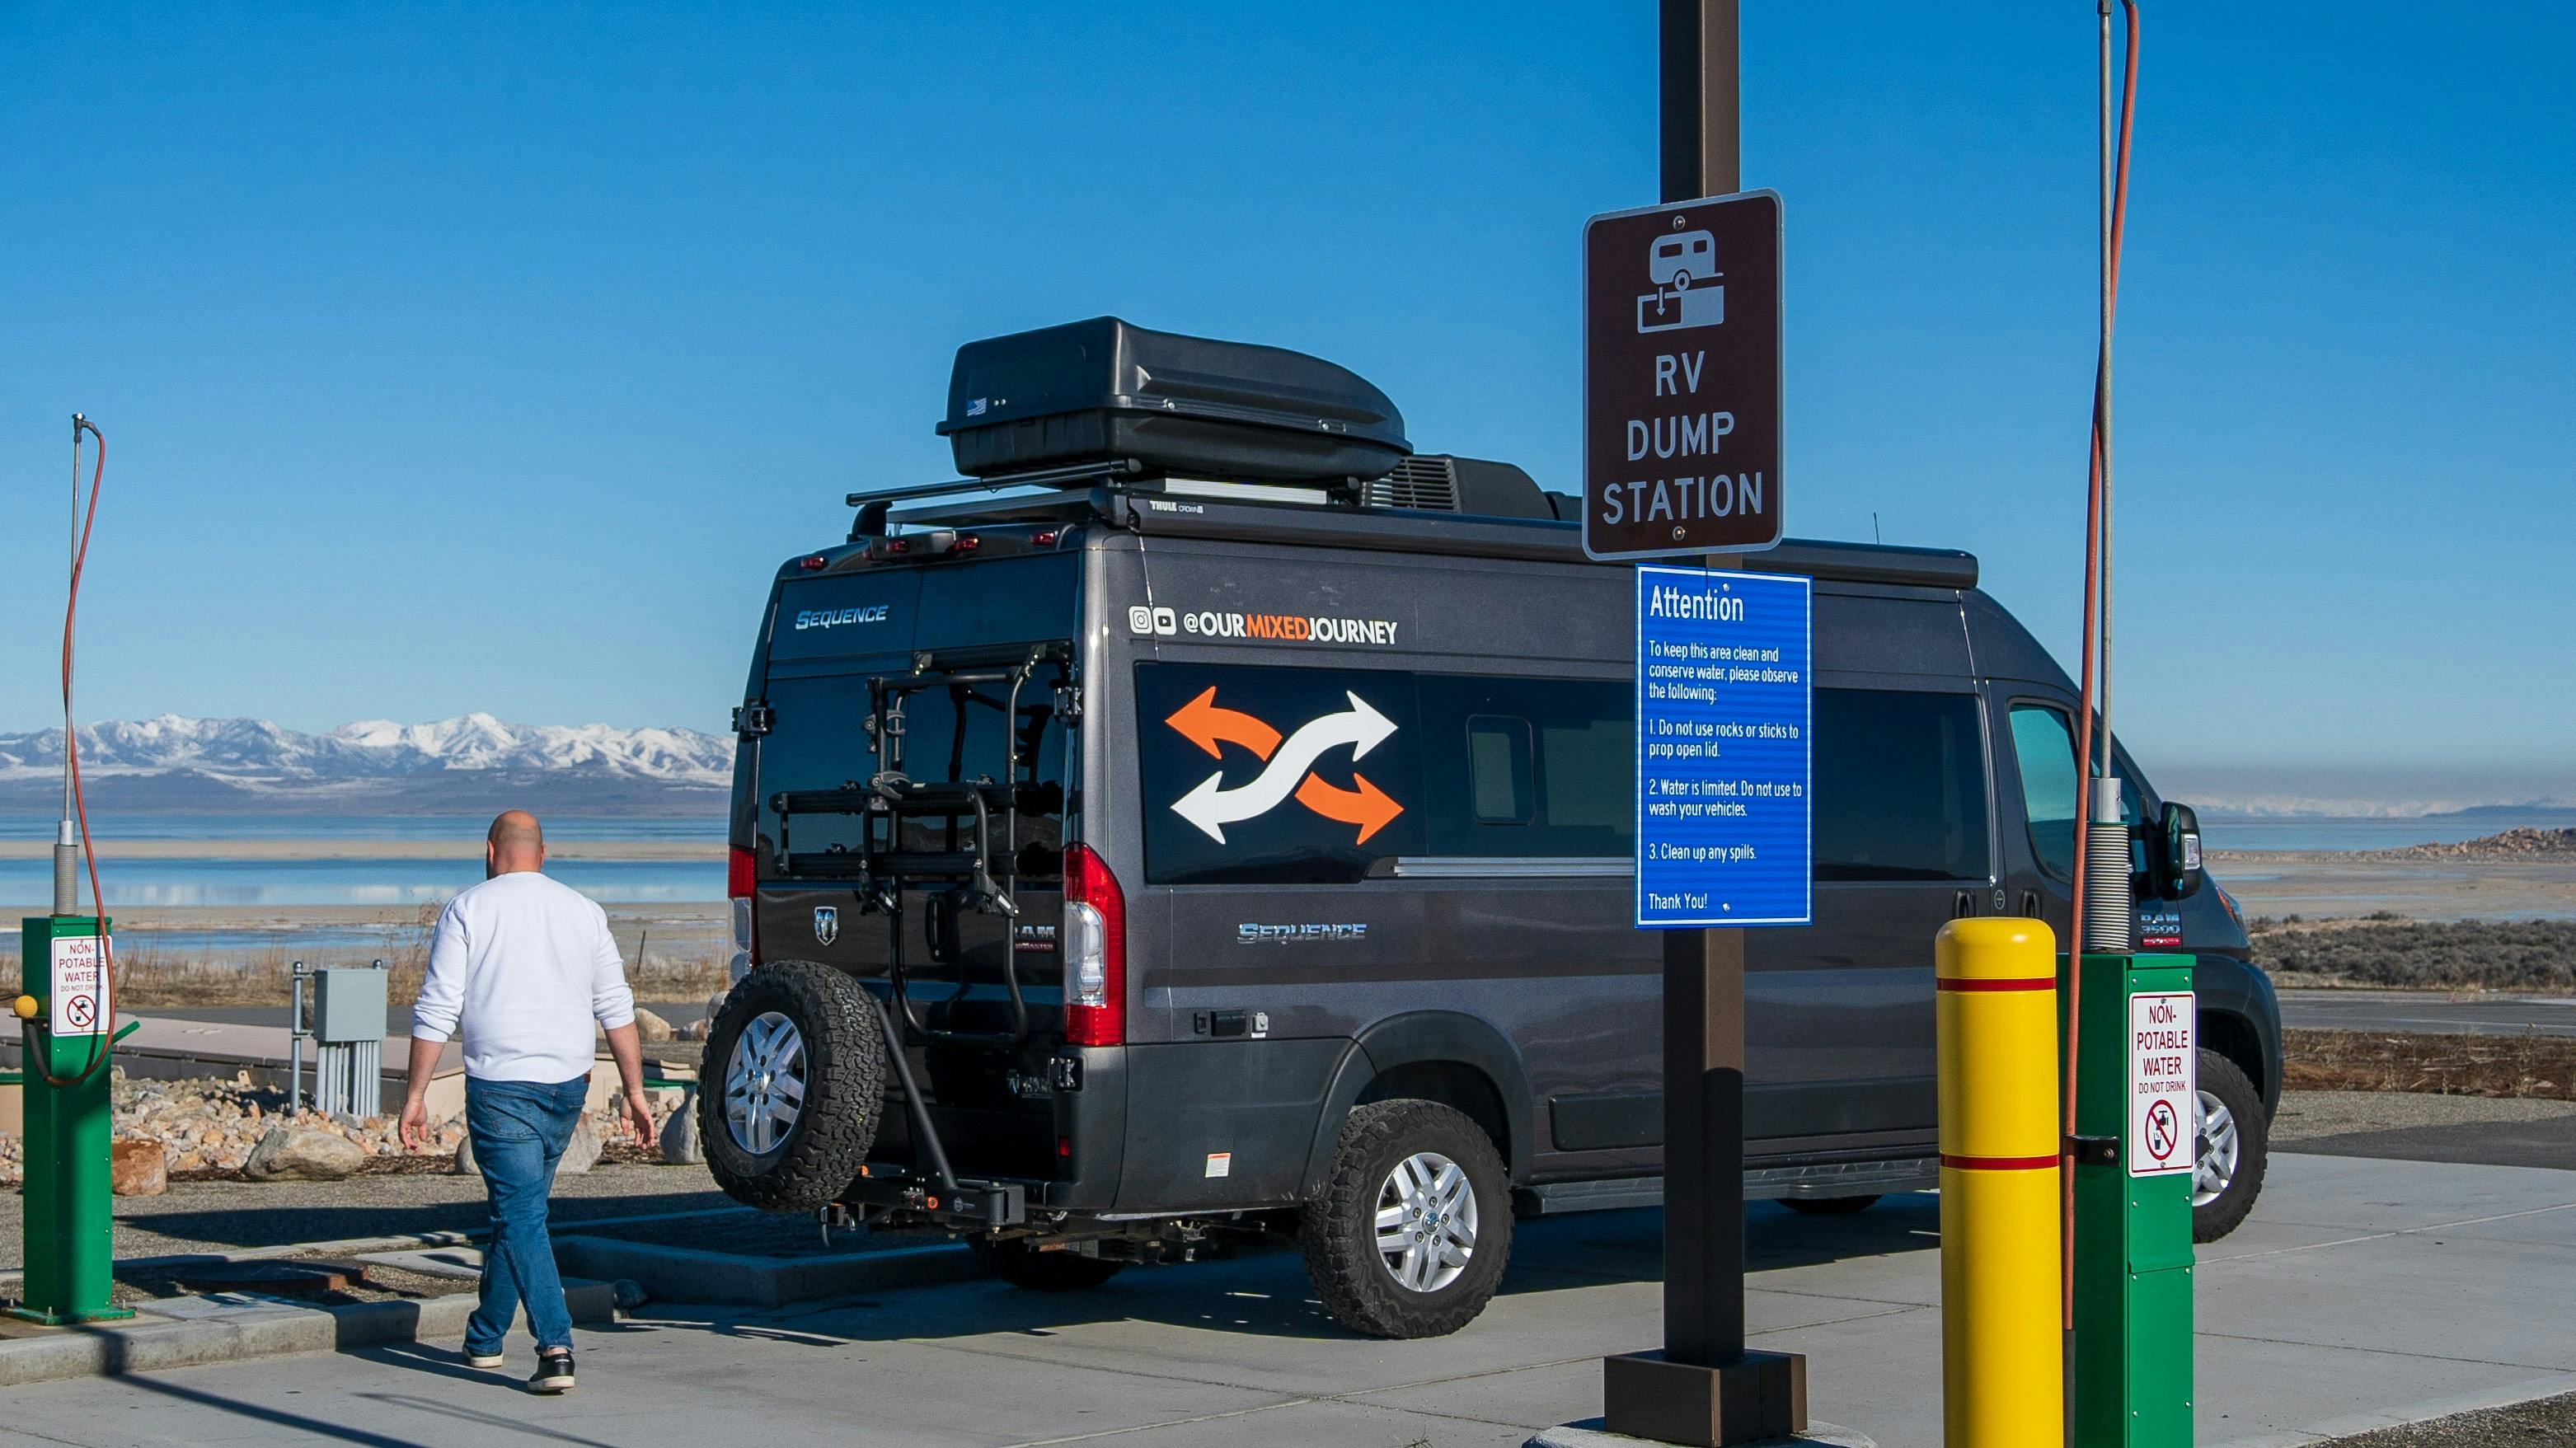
[410,870,636,1083]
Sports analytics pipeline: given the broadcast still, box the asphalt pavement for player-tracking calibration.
[2276,989,2576,1038]
[7,1153,2575,1447]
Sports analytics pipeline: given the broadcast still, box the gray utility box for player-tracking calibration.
[312,966,388,1045]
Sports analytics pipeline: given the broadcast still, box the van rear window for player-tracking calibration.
[768,554,1076,661]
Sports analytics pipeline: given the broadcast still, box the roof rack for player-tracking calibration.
[835,457,1976,590]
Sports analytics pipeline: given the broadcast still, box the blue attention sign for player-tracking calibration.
[1634,565,1813,928]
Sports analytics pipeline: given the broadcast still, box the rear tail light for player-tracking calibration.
[729,846,759,981]
[1061,843,1125,1047]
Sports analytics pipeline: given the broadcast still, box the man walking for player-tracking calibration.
[401,810,655,1393]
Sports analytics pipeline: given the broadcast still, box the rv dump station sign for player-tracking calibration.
[2129,991,2197,1177]
[1634,565,1810,927]
[1582,190,1784,560]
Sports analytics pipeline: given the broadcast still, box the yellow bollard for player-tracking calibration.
[1937,917,2063,1446]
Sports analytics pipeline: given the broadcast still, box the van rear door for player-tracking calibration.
[748,550,1080,1176]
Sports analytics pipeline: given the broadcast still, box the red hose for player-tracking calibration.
[2064,0,2139,1332]
[30,422,115,1090]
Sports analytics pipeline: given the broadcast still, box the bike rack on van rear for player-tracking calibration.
[767,642,1069,1052]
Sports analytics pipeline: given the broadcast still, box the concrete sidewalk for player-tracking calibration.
[4,1151,2571,1446]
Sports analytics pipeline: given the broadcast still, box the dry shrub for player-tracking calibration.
[2253,918,2576,991]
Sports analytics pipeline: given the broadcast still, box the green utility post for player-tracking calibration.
[2070,952,2195,1445]
[10,914,133,1325]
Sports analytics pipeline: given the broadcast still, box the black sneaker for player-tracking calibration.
[528,1351,575,1394]
[463,1345,504,1369]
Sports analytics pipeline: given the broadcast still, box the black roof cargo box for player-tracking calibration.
[937,317,1410,482]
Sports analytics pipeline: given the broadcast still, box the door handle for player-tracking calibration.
[2019,890,2042,919]
[1953,889,1976,919]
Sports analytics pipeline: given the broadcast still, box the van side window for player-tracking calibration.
[2009,705,2082,880]
[2008,701,2147,881]
[1815,689,1990,881]
[1419,676,1633,858]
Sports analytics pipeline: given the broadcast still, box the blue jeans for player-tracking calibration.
[463,1075,589,1354]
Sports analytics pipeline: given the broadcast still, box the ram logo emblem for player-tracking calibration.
[813,907,839,946]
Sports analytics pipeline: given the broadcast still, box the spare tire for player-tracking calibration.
[699,959,886,1212]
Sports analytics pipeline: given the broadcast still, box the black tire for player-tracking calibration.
[2193,1047,2269,1244]
[971,1238,1126,1292]
[1781,1194,1881,1216]
[1301,1099,1513,1339]
[699,959,886,1213]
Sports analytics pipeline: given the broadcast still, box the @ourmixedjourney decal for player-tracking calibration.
[1164,687,1404,845]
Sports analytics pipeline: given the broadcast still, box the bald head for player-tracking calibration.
[486,810,546,878]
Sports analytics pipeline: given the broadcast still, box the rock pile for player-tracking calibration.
[105,1075,455,1177]
[0,1071,697,1188]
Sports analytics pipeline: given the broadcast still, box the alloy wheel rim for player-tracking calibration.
[1373,1150,1477,1294]
[724,1010,807,1155]
[2193,1088,2238,1208]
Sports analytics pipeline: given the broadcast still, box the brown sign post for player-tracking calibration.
[1580,191,1783,561]
[1589,3,1809,1446]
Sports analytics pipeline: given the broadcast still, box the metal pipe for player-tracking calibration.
[289,962,309,1118]
[56,418,82,917]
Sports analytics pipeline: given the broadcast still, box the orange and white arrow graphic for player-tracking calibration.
[1293,773,1405,846]
[1165,687,1283,761]
[1167,690,1403,846]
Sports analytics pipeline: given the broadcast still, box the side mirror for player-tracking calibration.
[2155,802,2204,899]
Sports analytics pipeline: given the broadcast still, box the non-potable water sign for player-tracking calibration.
[1634,565,1813,928]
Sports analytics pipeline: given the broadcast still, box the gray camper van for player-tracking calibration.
[706,321,2279,1339]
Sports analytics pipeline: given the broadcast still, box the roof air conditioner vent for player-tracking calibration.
[1364,455,1462,512]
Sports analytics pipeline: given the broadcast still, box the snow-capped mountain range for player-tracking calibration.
[0,715,733,812]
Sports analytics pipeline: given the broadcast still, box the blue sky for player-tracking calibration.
[4,2,2569,808]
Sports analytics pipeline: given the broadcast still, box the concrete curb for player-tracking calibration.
[0,1278,614,1389]
[0,1205,755,1299]
[551,1235,980,1307]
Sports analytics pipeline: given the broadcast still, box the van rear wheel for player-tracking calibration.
[699,959,886,1213]
[1301,1099,1513,1338]
[972,1239,1126,1292]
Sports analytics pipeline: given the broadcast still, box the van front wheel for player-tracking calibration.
[2193,1047,2269,1243]
[1301,1099,1513,1338]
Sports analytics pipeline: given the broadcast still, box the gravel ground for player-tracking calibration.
[2316,1392,2576,1446]
[2271,1088,2576,1143]
[0,1160,729,1268]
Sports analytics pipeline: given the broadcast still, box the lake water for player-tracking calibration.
[0,813,725,915]
[0,855,720,911]
[2,809,2566,917]
[0,813,720,843]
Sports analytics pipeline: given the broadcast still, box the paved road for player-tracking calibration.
[8,1154,2574,1447]
[2295,1114,2576,1173]
[2277,989,2576,1038]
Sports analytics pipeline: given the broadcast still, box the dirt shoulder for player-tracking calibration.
[2285,1029,2576,1101]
